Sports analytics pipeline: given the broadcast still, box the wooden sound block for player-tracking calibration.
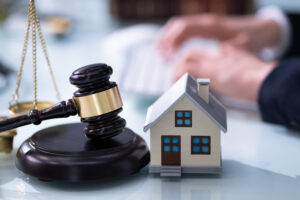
[16,123,150,181]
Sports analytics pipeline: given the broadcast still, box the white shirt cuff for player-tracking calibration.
[257,5,291,61]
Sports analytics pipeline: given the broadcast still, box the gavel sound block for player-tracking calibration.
[3,63,150,181]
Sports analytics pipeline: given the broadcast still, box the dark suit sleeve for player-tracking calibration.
[284,14,300,57]
[258,58,300,130]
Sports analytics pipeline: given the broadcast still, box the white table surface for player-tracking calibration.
[1,1,300,199]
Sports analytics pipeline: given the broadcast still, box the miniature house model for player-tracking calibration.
[143,73,227,177]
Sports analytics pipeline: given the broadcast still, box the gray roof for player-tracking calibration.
[143,73,227,132]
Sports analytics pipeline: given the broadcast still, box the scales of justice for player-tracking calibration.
[0,0,149,181]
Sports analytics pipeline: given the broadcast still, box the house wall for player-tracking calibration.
[150,96,221,167]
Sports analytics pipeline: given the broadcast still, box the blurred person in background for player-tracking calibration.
[157,6,300,130]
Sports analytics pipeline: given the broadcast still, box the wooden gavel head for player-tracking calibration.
[0,63,126,140]
[70,63,126,139]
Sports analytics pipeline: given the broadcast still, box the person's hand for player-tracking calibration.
[157,14,281,58]
[174,46,277,101]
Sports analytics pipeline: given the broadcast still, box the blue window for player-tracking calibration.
[202,146,209,153]
[172,146,180,152]
[175,111,192,127]
[176,112,183,117]
[172,137,180,144]
[163,137,170,144]
[184,119,191,126]
[192,137,200,144]
[184,112,191,118]
[191,136,211,154]
[162,136,180,154]
[202,137,209,144]
[163,146,170,152]
[176,119,183,125]
[192,146,200,153]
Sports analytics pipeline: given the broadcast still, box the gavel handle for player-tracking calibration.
[0,99,78,132]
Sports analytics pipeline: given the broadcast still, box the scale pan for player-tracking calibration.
[0,116,17,153]
[9,102,55,116]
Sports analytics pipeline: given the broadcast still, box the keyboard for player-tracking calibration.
[121,38,219,97]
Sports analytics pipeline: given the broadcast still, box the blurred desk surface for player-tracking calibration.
[1,1,300,200]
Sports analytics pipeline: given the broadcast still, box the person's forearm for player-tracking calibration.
[258,58,300,129]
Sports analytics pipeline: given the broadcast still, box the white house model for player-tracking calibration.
[143,73,227,177]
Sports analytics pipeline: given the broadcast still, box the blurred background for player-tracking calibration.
[0,0,299,107]
[0,0,299,117]
[0,0,299,110]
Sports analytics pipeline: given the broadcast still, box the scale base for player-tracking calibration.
[16,123,150,181]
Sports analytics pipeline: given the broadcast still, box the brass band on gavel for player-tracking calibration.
[73,86,123,118]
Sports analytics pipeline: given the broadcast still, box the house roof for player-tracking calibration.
[143,73,227,132]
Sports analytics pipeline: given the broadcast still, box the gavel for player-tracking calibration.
[0,63,126,139]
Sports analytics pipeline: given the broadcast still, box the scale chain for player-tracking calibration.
[31,2,37,109]
[32,2,62,101]
[10,0,34,106]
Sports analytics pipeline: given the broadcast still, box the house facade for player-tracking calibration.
[144,73,227,176]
